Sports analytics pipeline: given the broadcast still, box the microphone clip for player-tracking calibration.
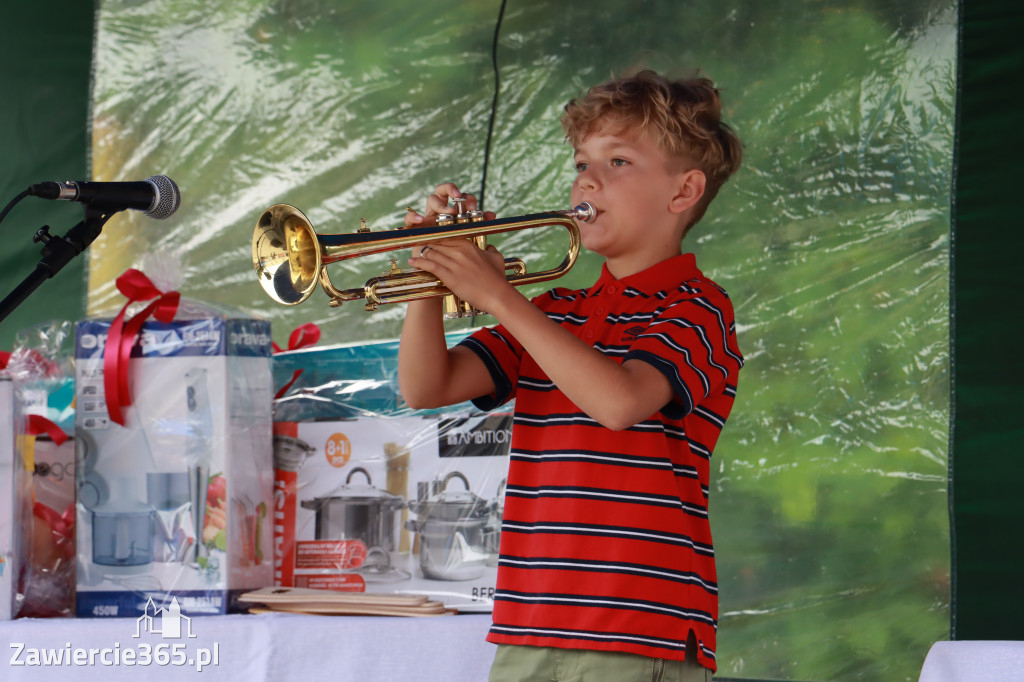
[33,225,54,245]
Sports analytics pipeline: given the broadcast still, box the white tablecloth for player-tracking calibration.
[2,612,495,680]
[919,641,1024,681]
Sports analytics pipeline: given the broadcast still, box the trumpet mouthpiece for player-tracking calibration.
[570,201,596,223]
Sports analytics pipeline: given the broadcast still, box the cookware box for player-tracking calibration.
[274,413,512,611]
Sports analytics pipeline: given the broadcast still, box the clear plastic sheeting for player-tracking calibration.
[270,332,510,610]
[72,302,274,618]
[5,322,77,619]
[90,0,956,679]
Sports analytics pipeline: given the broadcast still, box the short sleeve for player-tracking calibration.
[623,292,743,419]
[457,325,524,411]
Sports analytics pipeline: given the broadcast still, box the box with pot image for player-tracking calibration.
[273,413,511,611]
[74,316,274,618]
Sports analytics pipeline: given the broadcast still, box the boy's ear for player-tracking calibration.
[669,169,706,214]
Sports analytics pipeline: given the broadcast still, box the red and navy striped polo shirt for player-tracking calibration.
[459,253,743,671]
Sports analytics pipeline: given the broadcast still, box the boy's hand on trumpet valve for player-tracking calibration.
[409,237,510,314]
[404,182,505,312]
[403,182,495,249]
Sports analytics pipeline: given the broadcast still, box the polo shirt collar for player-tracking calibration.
[586,253,701,297]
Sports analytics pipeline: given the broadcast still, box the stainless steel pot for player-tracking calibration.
[406,471,495,581]
[484,477,506,565]
[407,516,494,580]
[273,434,315,472]
[300,467,405,551]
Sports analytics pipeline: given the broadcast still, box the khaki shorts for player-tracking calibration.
[488,645,712,682]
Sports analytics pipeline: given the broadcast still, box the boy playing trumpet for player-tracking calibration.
[399,69,743,681]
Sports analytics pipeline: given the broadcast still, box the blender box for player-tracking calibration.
[74,315,274,617]
[273,412,511,611]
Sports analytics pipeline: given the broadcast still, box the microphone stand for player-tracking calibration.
[0,206,111,324]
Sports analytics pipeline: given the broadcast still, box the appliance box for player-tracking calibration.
[74,317,274,618]
[0,377,19,620]
[274,413,511,611]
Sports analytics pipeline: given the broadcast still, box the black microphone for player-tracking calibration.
[26,175,181,220]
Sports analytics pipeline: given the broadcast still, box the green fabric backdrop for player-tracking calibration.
[951,1,1024,641]
[0,4,92,344]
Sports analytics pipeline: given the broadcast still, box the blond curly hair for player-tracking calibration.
[562,70,743,229]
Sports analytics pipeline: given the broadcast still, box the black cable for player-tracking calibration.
[478,0,508,211]
[0,190,30,227]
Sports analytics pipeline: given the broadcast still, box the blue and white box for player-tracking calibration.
[74,314,274,617]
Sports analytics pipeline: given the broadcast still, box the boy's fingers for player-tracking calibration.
[403,207,424,226]
[433,182,461,200]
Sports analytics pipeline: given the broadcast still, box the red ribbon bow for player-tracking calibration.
[103,269,181,426]
[0,351,9,369]
[273,322,321,400]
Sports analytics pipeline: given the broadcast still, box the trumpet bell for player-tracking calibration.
[252,204,321,305]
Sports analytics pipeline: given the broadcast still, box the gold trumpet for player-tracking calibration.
[251,200,595,318]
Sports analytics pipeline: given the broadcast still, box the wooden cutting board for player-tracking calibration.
[239,587,456,617]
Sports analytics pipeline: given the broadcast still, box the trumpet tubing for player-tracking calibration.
[251,201,594,318]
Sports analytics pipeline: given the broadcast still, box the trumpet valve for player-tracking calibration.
[451,197,486,224]
[357,218,370,233]
[443,294,478,319]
